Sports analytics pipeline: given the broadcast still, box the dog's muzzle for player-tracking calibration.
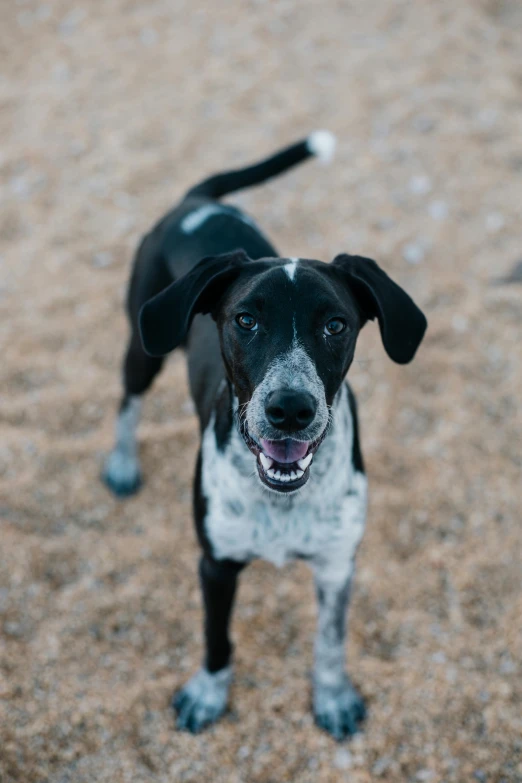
[241,424,327,493]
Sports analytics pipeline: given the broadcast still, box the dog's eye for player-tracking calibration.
[324,318,346,336]
[236,313,258,331]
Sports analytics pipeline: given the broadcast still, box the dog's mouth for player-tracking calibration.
[241,424,327,493]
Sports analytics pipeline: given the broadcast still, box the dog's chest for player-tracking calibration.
[200,389,367,568]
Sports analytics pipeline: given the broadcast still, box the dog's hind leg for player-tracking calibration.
[102,331,165,496]
[103,235,170,497]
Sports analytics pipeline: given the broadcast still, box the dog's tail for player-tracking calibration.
[186,130,337,200]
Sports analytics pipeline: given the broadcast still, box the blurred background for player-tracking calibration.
[1,1,521,781]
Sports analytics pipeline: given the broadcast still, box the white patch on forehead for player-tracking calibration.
[284,258,299,281]
[181,204,258,234]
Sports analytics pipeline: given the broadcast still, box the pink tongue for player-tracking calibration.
[260,438,309,464]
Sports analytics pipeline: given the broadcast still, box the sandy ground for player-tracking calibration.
[1,1,522,781]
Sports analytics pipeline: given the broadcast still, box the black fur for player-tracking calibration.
[139,250,252,358]
[331,254,427,364]
[347,384,364,474]
[186,137,314,199]
[199,555,245,673]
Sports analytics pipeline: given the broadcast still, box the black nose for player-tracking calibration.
[265,389,317,432]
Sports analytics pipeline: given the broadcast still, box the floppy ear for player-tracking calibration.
[139,250,250,357]
[332,253,427,364]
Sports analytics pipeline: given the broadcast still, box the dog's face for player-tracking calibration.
[140,252,427,494]
[216,260,361,491]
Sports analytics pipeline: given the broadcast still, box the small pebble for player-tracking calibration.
[376,217,395,231]
[52,61,70,82]
[115,215,135,234]
[476,108,498,129]
[334,748,353,770]
[486,212,505,233]
[409,175,432,195]
[59,7,86,35]
[499,656,516,675]
[10,175,31,199]
[37,5,52,21]
[416,770,435,782]
[113,191,134,209]
[140,27,158,46]
[17,10,33,27]
[4,622,23,638]
[92,251,113,268]
[69,139,86,156]
[452,315,468,333]
[429,199,449,220]
[413,115,435,133]
[403,241,426,265]
[182,399,196,415]
[373,756,391,776]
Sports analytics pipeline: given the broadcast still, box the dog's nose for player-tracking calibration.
[265,389,317,432]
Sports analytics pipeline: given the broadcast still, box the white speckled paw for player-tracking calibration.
[102,449,142,497]
[172,667,232,734]
[313,677,366,741]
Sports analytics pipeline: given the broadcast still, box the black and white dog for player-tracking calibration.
[103,132,427,740]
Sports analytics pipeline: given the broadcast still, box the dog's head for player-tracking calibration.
[140,251,427,493]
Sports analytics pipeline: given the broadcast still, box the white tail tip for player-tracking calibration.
[307,130,337,164]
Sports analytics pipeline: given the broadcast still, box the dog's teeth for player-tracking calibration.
[259,453,273,471]
[264,464,304,484]
[297,453,313,470]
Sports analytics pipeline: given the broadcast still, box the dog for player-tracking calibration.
[103,132,427,740]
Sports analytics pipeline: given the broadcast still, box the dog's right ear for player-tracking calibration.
[139,250,250,357]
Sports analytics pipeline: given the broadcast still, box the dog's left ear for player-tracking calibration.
[332,253,427,364]
[139,250,250,357]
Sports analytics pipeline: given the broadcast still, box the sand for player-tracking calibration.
[1,1,521,781]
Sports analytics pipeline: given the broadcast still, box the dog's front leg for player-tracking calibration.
[312,564,366,740]
[173,555,244,733]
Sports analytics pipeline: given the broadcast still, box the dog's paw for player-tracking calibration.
[313,677,366,741]
[102,449,142,498]
[172,667,232,734]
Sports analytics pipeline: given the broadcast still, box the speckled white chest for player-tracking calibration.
[201,385,367,573]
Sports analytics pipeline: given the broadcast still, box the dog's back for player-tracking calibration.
[134,131,336,285]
